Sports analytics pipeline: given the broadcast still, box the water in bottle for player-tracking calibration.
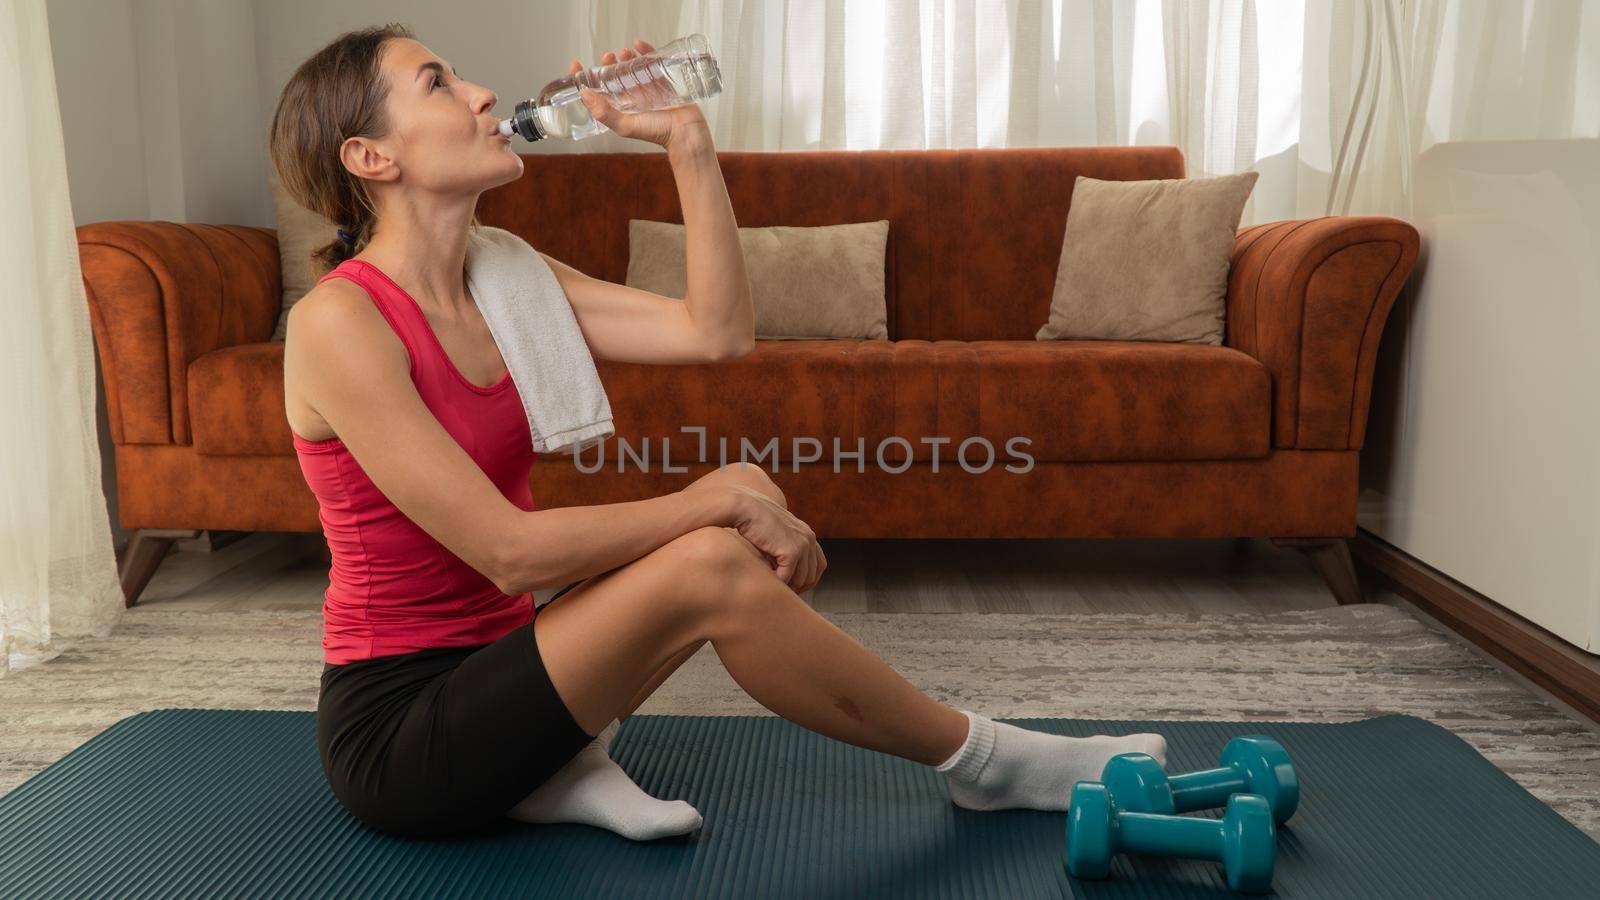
[497,34,723,142]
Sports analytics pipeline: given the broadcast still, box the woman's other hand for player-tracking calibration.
[721,484,826,595]
[571,38,711,152]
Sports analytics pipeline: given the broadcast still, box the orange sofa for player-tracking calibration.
[79,147,1418,607]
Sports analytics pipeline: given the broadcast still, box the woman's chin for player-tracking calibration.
[484,152,524,188]
[467,155,524,193]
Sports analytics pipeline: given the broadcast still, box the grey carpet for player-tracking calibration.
[2,602,1598,840]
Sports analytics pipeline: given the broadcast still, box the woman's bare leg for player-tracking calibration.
[551,464,777,729]
[607,464,791,726]
[706,546,971,765]
[534,525,969,767]
[537,463,966,762]
[617,638,706,723]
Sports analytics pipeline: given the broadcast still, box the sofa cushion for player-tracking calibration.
[188,342,292,456]
[1038,172,1259,345]
[957,340,1270,462]
[624,219,890,339]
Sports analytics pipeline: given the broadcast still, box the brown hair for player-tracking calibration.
[268,23,480,275]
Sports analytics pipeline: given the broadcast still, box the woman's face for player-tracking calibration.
[351,38,523,199]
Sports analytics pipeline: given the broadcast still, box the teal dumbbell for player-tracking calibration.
[1101,735,1299,824]
[1067,781,1276,893]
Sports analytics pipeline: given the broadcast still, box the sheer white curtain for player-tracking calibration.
[0,0,124,676]
[1303,0,1600,219]
[577,0,1299,222]
[576,0,1597,223]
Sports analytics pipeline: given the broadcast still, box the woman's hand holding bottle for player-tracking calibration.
[572,39,711,153]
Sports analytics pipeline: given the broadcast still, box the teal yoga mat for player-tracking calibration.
[2,710,1597,898]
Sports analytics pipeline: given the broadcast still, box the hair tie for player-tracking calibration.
[336,228,357,247]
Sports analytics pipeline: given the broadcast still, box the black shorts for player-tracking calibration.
[316,581,594,837]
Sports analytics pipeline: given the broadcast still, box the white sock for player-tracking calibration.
[506,718,703,840]
[934,710,1168,812]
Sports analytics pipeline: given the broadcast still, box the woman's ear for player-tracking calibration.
[340,136,397,182]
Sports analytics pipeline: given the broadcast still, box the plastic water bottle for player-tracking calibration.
[497,34,723,142]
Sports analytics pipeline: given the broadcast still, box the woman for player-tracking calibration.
[272,24,1166,840]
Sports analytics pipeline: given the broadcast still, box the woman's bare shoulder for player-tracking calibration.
[289,272,409,354]
[285,276,398,353]
[283,276,410,439]
[291,275,375,322]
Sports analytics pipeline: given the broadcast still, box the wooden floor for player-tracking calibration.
[133,531,1347,614]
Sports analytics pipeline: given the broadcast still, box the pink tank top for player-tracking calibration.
[292,258,539,665]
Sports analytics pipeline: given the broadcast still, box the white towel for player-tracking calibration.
[464,226,614,455]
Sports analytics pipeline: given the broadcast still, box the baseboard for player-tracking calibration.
[1351,528,1600,723]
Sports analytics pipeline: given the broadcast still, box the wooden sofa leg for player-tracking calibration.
[1271,537,1365,605]
[118,528,199,607]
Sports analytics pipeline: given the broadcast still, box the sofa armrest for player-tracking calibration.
[78,222,281,445]
[1226,216,1419,450]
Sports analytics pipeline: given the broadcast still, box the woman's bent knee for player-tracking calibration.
[664,526,769,576]
[656,527,777,624]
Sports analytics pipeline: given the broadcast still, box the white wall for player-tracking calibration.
[1359,139,1600,652]
[53,0,599,232]
[48,0,148,225]
[150,0,272,225]
[50,0,270,228]
[254,1,591,168]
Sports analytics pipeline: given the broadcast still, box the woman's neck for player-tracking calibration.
[355,192,478,314]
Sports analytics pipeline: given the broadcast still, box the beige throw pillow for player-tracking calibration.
[625,219,890,340]
[1037,171,1259,345]
[268,173,340,341]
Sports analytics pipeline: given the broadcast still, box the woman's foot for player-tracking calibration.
[506,719,704,840]
[935,710,1168,812]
